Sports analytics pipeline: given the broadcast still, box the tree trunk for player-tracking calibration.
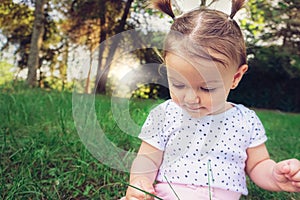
[94,0,107,94]
[27,0,46,87]
[85,49,93,93]
[94,0,134,94]
[61,40,69,91]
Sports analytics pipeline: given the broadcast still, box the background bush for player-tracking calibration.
[229,45,300,112]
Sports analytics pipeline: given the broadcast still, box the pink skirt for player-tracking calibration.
[120,182,241,200]
[153,182,241,200]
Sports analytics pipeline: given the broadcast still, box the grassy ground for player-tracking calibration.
[0,87,299,199]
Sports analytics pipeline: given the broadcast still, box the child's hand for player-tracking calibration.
[125,176,156,200]
[273,158,300,192]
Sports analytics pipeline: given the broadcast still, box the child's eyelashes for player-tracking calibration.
[172,83,186,89]
[171,83,216,92]
[200,87,216,92]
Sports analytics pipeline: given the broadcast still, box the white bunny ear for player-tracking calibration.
[173,0,198,13]
[207,0,221,7]
[207,0,232,15]
[172,0,184,15]
[200,0,221,8]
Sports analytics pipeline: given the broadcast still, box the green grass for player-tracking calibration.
[0,87,299,199]
[241,109,300,200]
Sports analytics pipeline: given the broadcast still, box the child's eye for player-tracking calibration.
[200,87,216,92]
[172,83,185,89]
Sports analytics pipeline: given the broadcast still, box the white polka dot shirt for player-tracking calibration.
[139,100,267,195]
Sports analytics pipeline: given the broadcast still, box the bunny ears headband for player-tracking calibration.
[152,0,246,20]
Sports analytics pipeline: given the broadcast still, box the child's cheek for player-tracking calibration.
[210,91,228,111]
[170,91,180,105]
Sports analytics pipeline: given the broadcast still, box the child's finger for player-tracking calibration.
[286,159,300,178]
[273,161,291,182]
[274,161,290,174]
[292,180,300,188]
[291,170,300,182]
[274,159,300,183]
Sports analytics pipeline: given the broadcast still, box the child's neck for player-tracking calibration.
[209,102,234,116]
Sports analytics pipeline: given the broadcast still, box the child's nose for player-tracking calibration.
[185,89,200,104]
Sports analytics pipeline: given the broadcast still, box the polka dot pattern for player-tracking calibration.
[139,100,267,195]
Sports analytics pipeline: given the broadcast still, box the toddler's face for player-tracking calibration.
[165,52,239,118]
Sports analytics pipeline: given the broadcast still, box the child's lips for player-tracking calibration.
[185,105,202,112]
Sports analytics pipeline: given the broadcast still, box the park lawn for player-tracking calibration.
[0,88,299,200]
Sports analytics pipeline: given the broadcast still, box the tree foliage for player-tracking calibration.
[243,0,300,55]
[0,0,72,88]
[242,0,300,80]
[233,0,300,112]
[0,0,34,68]
[62,0,139,94]
[0,0,164,92]
[0,60,14,85]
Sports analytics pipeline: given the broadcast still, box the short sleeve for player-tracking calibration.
[247,110,268,148]
[138,103,168,151]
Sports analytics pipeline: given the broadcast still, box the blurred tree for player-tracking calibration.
[0,0,165,92]
[0,0,74,89]
[0,0,34,69]
[242,0,300,55]
[27,0,47,87]
[232,0,300,112]
[67,0,135,94]
[241,0,300,81]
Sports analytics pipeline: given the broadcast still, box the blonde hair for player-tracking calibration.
[154,0,247,68]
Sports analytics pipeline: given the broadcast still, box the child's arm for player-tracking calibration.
[246,143,300,192]
[125,141,163,200]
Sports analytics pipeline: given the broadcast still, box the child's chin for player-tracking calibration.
[187,110,209,118]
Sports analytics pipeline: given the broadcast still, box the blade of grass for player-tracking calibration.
[164,175,181,200]
[123,182,164,200]
[207,160,214,200]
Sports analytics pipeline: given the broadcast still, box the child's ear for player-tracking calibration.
[231,64,248,89]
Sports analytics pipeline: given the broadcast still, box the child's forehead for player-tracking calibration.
[165,52,231,74]
[165,53,229,83]
[166,47,232,66]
